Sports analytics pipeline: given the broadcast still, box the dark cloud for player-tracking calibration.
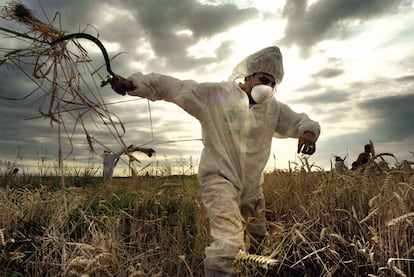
[300,89,349,103]
[134,0,256,43]
[279,0,412,56]
[395,74,414,83]
[3,0,259,74]
[358,93,414,141]
[287,72,414,168]
[115,0,259,71]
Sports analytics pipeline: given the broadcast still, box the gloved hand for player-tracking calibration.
[297,131,317,155]
[110,75,136,96]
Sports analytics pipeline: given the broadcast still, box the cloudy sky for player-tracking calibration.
[0,0,413,175]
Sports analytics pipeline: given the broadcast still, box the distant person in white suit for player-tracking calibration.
[334,156,347,173]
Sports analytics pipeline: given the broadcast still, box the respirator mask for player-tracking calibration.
[250,84,275,104]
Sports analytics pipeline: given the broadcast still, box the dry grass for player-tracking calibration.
[0,159,413,276]
[0,175,209,276]
[260,160,413,276]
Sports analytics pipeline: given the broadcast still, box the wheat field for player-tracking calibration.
[0,159,413,276]
[1,3,413,276]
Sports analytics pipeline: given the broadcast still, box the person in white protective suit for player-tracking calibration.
[110,46,320,277]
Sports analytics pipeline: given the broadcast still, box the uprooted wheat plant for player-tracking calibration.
[0,157,413,276]
[0,2,140,171]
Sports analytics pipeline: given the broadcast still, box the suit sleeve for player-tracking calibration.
[274,102,320,139]
[126,72,207,119]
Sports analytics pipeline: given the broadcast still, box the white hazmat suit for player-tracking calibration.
[125,46,320,275]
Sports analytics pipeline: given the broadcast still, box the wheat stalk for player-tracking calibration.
[387,258,413,277]
[234,250,279,270]
[215,213,243,231]
[0,228,5,247]
[386,212,414,226]
[178,255,194,277]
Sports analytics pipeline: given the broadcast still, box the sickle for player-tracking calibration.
[51,33,117,89]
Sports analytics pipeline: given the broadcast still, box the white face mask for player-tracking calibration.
[250,84,274,104]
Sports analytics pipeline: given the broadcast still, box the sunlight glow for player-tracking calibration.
[185,17,286,82]
[176,29,194,36]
